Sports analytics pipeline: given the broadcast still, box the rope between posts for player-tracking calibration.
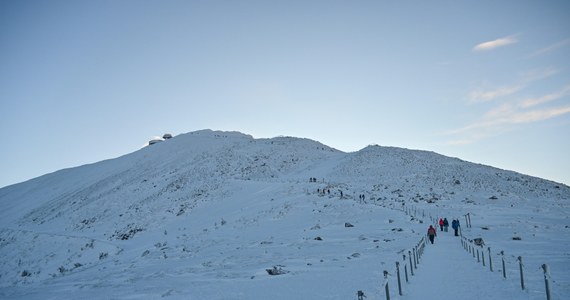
[460,231,553,300]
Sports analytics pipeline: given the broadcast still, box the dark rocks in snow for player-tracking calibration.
[391,228,404,232]
[20,270,31,277]
[345,222,354,228]
[473,238,485,246]
[489,195,498,200]
[512,236,522,240]
[266,266,288,275]
[111,224,145,240]
[426,197,438,203]
[80,217,97,228]
[314,236,323,241]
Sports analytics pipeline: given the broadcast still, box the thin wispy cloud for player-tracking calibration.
[445,104,570,139]
[446,83,570,145]
[528,39,570,58]
[469,85,523,103]
[473,35,518,52]
[469,68,558,103]
[522,85,570,108]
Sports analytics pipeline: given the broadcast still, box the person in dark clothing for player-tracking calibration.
[452,219,460,236]
[427,225,437,244]
[443,218,449,232]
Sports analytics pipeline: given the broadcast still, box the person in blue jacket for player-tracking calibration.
[452,219,460,236]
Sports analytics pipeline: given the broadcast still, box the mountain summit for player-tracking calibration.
[1,130,569,299]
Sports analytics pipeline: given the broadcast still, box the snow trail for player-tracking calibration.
[402,230,531,300]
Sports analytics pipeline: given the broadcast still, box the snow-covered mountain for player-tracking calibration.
[1,129,569,299]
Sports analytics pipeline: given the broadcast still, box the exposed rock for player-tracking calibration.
[266,266,289,276]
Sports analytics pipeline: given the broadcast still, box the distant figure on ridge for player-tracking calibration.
[452,219,460,236]
[443,218,449,232]
[427,225,437,244]
[439,218,444,231]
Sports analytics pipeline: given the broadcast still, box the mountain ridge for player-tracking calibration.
[1,129,569,299]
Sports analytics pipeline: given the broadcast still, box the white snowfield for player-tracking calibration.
[0,129,568,299]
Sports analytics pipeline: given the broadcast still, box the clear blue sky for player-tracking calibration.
[1,0,569,188]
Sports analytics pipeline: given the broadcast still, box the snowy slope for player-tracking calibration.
[0,129,568,299]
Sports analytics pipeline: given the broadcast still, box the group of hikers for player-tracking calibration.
[427,217,461,244]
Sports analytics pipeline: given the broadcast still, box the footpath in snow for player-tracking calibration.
[401,229,531,300]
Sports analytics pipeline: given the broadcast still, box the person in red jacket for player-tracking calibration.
[428,225,437,244]
[439,218,444,231]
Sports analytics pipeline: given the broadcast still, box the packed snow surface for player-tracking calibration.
[1,129,568,299]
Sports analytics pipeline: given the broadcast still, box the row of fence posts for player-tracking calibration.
[358,203,437,299]
[461,236,552,300]
[357,210,431,299]
[377,236,427,300]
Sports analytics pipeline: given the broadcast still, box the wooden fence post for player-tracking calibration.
[408,251,414,276]
[396,262,402,296]
[488,247,493,272]
[413,248,417,269]
[542,264,551,300]
[384,270,390,300]
[501,251,506,279]
[518,256,525,290]
[403,254,409,283]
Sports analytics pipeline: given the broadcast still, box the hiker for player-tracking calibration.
[443,218,449,232]
[439,218,444,231]
[427,225,437,244]
[452,219,460,236]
